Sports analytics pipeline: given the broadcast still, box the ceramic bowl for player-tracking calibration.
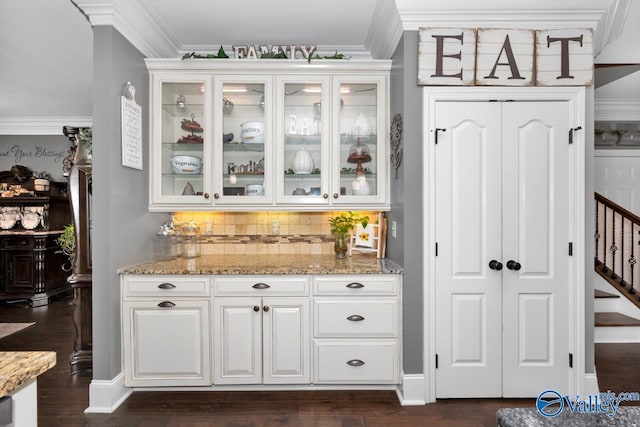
[240,121,264,143]
[21,212,41,230]
[245,184,265,196]
[170,155,202,174]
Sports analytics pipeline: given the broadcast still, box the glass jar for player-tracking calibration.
[182,222,201,258]
[154,224,176,260]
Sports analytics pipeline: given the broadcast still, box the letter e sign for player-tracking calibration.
[536,29,593,86]
[418,28,477,85]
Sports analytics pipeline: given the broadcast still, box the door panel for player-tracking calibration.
[263,298,310,384]
[502,102,570,396]
[435,102,502,398]
[213,298,262,384]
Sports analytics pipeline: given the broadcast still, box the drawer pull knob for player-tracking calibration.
[263,306,270,312]
[346,282,364,289]
[157,301,176,308]
[157,283,176,289]
[252,283,270,289]
[253,305,260,312]
[346,314,365,322]
[347,359,365,367]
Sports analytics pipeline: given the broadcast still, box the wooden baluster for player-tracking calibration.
[610,209,618,279]
[603,205,608,272]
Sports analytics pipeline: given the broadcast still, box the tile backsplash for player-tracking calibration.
[172,211,379,255]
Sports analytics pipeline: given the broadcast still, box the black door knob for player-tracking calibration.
[507,260,521,271]
[489,260,503,271]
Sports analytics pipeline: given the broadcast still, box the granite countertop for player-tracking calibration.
[497,407,640,426]
[0,351,56,397]
[119,254,403,275]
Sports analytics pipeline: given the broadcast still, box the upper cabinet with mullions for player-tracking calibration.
[146,59,390,212]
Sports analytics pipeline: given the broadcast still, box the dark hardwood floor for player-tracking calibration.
[1,295,639,426]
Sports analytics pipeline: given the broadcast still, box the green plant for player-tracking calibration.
[56,224,76,271]
[33,170,53,180]
[328,211,369,235]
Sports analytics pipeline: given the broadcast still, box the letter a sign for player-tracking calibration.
[418,27,593,86]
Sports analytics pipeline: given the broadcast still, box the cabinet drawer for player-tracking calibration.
[2,237,35,250]
[213,276,309,296]
[314,299,398,338]
[313,275,398,296]
[123,276,210,298]
[314,340,398,384]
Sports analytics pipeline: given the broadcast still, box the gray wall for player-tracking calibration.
[91,26,168,380]
[0,135,71,181]
[388,32,423,375]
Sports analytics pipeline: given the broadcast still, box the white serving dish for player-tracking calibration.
[21,212,40,230]
[170,155,202,174]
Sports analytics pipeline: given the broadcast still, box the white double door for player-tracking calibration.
[434,101,573,398]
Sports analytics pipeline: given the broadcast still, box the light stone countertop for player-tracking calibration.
[0,351,56,397]
[119,254,403,276]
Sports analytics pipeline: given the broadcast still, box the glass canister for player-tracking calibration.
[182,222,201,258]
[154,224,176,260]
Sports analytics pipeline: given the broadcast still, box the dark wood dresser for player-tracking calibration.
[0,196,71,307]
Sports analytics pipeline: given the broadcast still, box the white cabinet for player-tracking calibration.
[121,276,211,387]
[312,275,400,384]
[120,272,401,389]
[212,276,311,384]
[146,60,390,211]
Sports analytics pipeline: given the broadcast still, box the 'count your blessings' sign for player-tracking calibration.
[418,28,593,86]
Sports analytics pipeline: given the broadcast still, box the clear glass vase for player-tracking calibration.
[333,233,348,259]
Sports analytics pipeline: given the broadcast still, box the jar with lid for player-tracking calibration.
[182,222,201,258]
[154,224,176,260]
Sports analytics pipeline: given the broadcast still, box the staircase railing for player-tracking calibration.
[595,192,640,308]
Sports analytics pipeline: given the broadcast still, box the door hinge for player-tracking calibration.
[435,242,438,257]
[569,242,573,256]
[435,354,439,369]
[569,126,582,144]
[569,353,573,368]
[434,128,446,144]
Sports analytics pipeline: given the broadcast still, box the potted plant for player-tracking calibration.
[328,211,369,259]
[56,224,76,272]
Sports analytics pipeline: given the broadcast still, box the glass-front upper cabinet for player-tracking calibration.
[212,76,272,205]
[276,76,331,205]
[332,76,387,205]
[150,75,213,208]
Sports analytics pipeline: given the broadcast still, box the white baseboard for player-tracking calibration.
[584,371,600,396]
[85,373,132,413]
[396,373,426,406]
[595,326,640,343]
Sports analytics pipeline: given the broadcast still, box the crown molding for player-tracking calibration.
[0,117,93,135]
[366,0,403,59]
[74,0,179,58]
[594,100,640,121]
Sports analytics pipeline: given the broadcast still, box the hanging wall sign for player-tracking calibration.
[121,82,143,170]
[418,28,593,86]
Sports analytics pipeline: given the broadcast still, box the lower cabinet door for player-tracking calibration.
[314,340,398,384]
[123,299,210,387]
[263,297,310,384]
[213,297,263,384]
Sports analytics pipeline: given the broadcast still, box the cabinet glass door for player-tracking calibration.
[333,78,386,204]
[213,77,272,204]
[153,77,212,206]
[276,77,330,205]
